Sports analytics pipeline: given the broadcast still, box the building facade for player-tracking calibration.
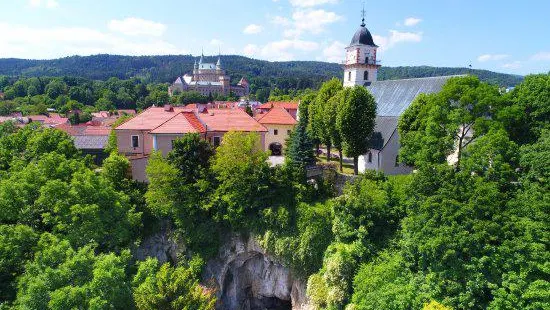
[256,107,297,156]
[343,15,456,175]
[168,54,250,97]
[343,16,381,87]
[115,104,267,182]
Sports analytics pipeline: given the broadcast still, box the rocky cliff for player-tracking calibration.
[137,229,309,310]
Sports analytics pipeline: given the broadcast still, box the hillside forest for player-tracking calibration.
[0,54,523,94]
[0,73,548,310]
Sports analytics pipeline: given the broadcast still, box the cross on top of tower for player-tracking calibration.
[361,1,366,27]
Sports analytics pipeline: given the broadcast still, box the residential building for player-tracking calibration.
[257,102,299,119]
[115,104,267,181]
[55,123,111,164]
[256,107,297,155]
[343,14,457,175]
[168,54,249,97]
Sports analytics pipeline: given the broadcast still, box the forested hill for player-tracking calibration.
[0,54,522,88]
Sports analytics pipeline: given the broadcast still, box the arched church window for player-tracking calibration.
[348,72,351,81]
[368,152,372,163]
[364,71,369,81]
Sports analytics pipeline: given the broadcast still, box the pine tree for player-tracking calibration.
[286,121,315,168]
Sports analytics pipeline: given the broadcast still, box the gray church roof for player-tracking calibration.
[350,25,377,46]
[73,136,109,150]
[367,75,459,116]
[369,116,398,150]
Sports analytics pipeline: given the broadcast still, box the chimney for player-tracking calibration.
[164,104,173,112]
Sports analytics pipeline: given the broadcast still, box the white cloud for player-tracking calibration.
[29,0,59,9]
[0,22,187,59]
[271,8,341,38]
[108,18,166,37]
[477,54,509,62]
[243,24,263,34]
[502,61,522,69]
[292,9,341,35]
[372,30,422,54]
[531,51,550,61]
[289,0,338,7]
[210,39,223,46]
[404,17,422,27]
[243,44,260,57]
[271,16,291,27]
[242,39,319,61]
[322,41,346,63]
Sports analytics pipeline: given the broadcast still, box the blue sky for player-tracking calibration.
[0,0,549,75]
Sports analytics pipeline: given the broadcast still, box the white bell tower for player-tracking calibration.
[343,8,381,87]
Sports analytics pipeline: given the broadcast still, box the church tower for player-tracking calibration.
[343,9,380,87]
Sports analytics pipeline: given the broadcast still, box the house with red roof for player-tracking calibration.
[256,107,298,155]
[55,122,112,164]
[257,101,300,119]
[115,104,267,181]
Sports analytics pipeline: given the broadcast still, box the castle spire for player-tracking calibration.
[199,48,204,64]
[216,47,222,69]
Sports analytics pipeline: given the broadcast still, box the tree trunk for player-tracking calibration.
[327,144,331,161]
[353,156,359,175]
[339,149,343,172]
[456,133,464,171]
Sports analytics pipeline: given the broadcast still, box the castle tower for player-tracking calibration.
[343,9,381,87]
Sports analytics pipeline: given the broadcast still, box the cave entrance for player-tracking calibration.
[244,286,292,310]
[220,252,293,310]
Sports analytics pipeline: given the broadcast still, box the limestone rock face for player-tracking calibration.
[203,234,309,310]
[134,224,184,264]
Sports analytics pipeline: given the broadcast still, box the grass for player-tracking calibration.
[316,155,355,175]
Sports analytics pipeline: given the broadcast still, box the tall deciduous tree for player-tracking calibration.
[210,131,270,228]
[336,86,377,174]
[399,76,499,169]
[309,78,342,159]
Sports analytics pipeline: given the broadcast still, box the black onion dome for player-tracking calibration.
[350,25,377,46]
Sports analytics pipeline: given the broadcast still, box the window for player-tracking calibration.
[212,136,221,147]
[364,71,369,81]
[131,135,139,148]
[367,152,372,163]
[395,155,400,167]
[348,71,351,81]
[274,129,278,135]
[287,130,291,135]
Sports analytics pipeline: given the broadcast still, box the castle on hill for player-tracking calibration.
[168,54,250,97]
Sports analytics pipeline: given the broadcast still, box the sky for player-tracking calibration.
[0,0,549,75]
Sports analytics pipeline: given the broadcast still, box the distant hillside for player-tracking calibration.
[0,54,523,89]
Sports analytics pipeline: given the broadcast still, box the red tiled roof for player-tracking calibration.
[150,112,206,134]
[115,106,192,131]
[27,115,68,125]
[55,123,111,136]
[256,107,297,125]
[198,108,267,132]
[92,111,110,118]
[116,106,266,133]
[258,102,299,110]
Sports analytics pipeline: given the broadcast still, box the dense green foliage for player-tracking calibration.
[0,73,547,310]
[337,86,377,174]
[0,127,211,309]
